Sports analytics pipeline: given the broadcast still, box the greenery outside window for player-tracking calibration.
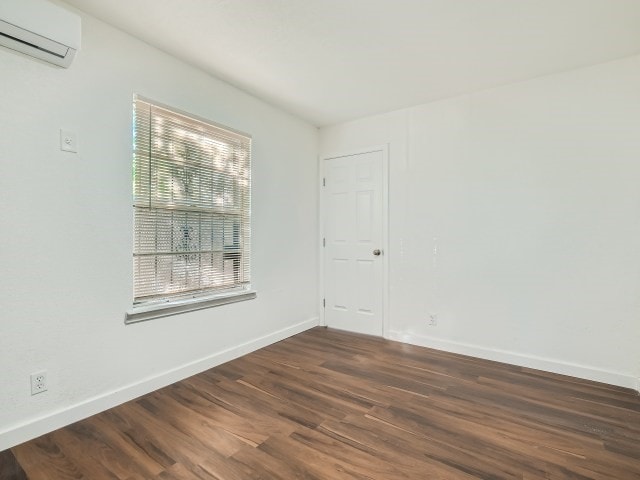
[126,96,253,323]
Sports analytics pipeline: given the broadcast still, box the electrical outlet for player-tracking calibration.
[30,371,47,395]
[60,129,78,153]
[428,313,438,326]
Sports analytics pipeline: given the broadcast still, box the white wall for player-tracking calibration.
[0,9,319,450]
[321,55,640,390]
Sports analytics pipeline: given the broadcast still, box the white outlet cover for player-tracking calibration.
[30,371,47,395]
[60,129,78,153]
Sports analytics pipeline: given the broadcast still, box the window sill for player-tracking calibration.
[125,290,257,324]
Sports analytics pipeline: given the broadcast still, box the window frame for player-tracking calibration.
[125,95,255,324]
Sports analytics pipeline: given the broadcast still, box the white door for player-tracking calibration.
[323,149,384,336]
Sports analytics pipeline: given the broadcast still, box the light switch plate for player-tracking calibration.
[60,129,78,153]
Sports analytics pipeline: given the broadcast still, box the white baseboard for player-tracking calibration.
[0,317,319,452]
[386,330,639,392]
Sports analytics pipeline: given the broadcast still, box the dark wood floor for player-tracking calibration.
[2,327,640,479]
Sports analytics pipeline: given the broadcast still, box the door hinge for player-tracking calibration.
[323,237,326,247]
[323,177,326,187]
[323,298,326,308]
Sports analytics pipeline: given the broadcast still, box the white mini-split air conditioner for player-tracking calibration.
[0,0,81,68]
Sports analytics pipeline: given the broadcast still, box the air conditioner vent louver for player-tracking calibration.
[0,0,80,68]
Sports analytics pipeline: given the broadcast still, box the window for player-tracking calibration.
[126,96,254,323]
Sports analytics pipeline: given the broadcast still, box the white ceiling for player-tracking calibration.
[64,0,640,126]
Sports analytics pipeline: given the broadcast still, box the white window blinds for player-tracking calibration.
[132,97,251,305]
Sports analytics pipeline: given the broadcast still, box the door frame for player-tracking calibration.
[318,144,390,338]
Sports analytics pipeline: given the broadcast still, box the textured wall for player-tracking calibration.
[0,9,319,449]
[321,55,640,389]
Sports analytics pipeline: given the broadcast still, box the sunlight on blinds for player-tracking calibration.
[132,97,251,304]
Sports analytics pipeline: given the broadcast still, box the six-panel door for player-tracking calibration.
[323,150,383,336]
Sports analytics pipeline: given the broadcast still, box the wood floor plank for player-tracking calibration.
[4,326,640,479]
[320,413,533,480]
[12,436,85,479]
[0,450,27,480]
